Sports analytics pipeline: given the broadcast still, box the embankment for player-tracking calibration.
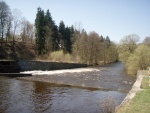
[115,71,144,112]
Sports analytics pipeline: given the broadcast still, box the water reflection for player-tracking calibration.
[0,77,126,113]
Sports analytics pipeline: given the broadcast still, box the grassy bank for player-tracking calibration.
[116,71,150,113]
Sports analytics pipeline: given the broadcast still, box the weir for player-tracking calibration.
[0,60,87,77]
[0,60,20,73]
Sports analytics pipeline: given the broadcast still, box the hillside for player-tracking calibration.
[0,42,36,60]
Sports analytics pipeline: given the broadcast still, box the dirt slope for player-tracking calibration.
[0,42,36,60]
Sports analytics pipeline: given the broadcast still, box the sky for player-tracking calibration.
[3,0,150,43]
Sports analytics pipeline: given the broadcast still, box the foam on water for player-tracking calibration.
[20,68,99,75]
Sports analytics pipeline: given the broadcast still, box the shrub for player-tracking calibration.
[100,96,117,113]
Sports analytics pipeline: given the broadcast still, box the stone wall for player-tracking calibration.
[0,60,20,73]
[17,60,87,71]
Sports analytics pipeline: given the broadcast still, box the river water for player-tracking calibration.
[0,62,135,113]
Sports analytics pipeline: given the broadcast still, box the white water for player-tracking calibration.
[20,68,99,75]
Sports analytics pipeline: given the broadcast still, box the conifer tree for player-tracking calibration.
[59,21,66,52]
[44,10,59,52]
[35,7,45,55]
[65,26,72,53]
[44,9,53,52]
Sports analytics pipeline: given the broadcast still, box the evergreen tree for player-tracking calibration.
[35,7,45,55]
[100,35,104,42]
[44,10,59,52]
[44,9,53,52]
[59,21,74,53]
[59,21,66,52]
[69,25,75,42]
[65,26,72,53]
[106,36,110,43]
[51,22,59,51]
[35,8,59,54]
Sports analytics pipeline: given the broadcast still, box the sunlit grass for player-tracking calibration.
[140,70,149,76]
[117,89,150,113]
[117,71,150,113]
[141,76,149,89]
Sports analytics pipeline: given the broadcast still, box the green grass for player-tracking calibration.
[117,74,150,113]
[140,70,149,76]
[141,76,149,89]
[117,89,150,113]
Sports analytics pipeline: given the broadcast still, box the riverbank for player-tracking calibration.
[115,70,150,113]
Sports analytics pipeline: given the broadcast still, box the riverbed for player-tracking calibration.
[0,62,135,113]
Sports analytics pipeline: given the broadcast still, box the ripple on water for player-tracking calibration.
[0,77,127,113]
[0,62,135,113]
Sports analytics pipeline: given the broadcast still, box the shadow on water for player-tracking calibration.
[0,62,135,113]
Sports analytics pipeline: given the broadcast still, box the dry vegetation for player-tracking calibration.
[100,96,117,113]
[36,50,80,63]
[0,42,36,60]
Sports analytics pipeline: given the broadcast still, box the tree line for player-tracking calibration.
[35,7,118,65]
[35,8,73,54]
[0,1,118,65]
[0,1,34,43]
[1,1,150,74]
[118,34,150,76]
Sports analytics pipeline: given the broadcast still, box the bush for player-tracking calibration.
[100,96,117,113]
[126,45,150,76]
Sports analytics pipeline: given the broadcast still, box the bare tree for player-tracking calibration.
[5,15,12,42]
[21,18,34,43]
[119,34,140,53]
[12,8,22,42]
[88,31,101,65]
[0,1,11,41]
[143,36,150,47]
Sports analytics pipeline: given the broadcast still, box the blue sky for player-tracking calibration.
[4,0,150,43]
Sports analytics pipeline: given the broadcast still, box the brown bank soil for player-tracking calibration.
[115,70,150,113]
[0,41,36,60]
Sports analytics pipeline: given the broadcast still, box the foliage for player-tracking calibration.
[119,34,140,53]
[1,1,119,64]
[44,9,59,52]
[49,50,72,62]
[37,50,78,63]
[35,8,60,55]
[58,21,73,54]
[117,34,150,76]
[35,7,45,55]
[73,31,118,65]
[118,34,140,63]
[126,45,150,75]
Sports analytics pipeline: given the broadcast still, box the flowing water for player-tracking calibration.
[0,62,135,113]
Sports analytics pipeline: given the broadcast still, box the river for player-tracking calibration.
[0,62,135,113]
